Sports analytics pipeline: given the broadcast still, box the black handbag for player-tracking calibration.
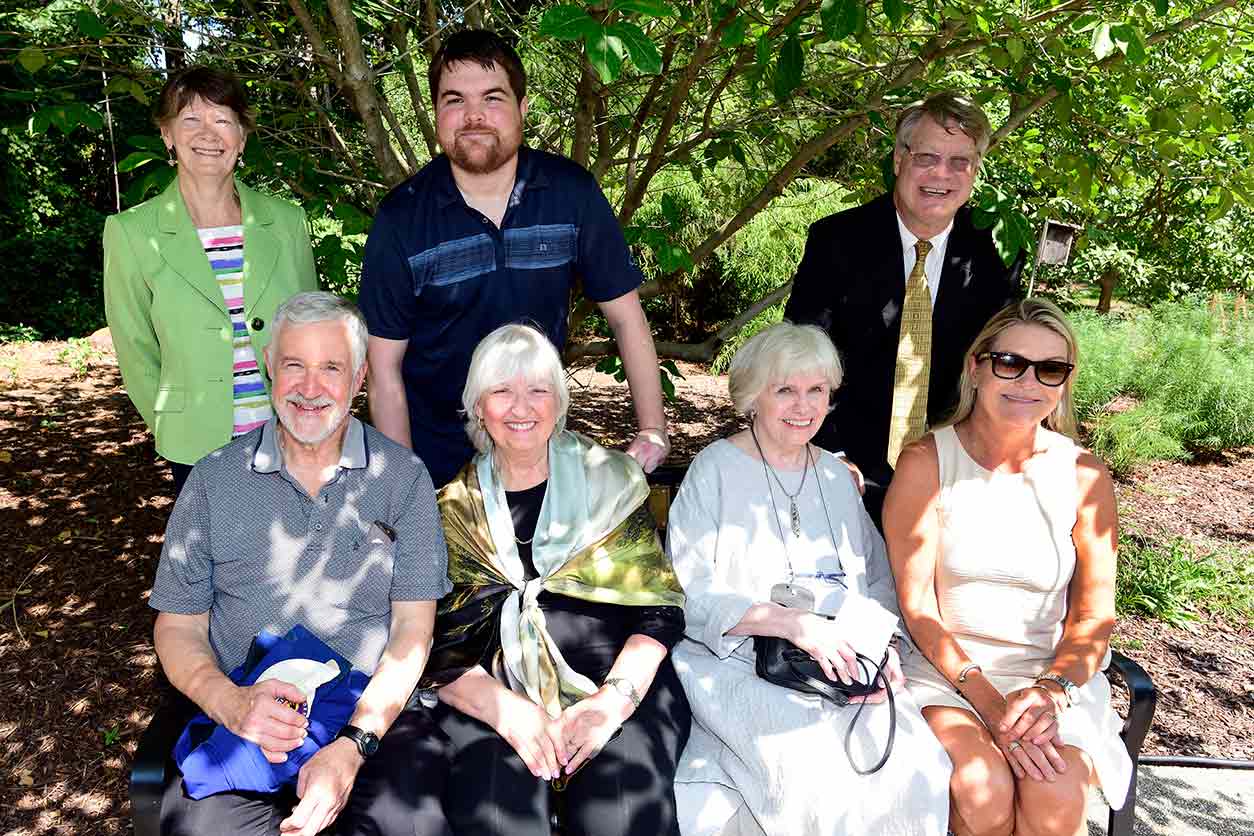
[753,636,897,774]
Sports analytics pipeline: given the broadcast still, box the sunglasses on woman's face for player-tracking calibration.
[976,351,1074,387]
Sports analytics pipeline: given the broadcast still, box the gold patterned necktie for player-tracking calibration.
[887,239,933,468]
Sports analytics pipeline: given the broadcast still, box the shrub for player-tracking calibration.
[1117,533,1254,626]
[1072,301,1254,473]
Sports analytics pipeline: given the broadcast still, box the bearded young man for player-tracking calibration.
[149,292,452,836]
[359,29,669,487]
[784,92,1023,528]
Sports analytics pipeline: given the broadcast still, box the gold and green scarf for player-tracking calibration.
[425,431,684,718]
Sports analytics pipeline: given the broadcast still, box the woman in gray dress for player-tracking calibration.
[667,322,951,836]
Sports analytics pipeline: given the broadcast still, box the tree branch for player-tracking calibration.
[389,20,439,158]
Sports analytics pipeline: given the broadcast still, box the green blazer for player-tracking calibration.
[103,176,319,465]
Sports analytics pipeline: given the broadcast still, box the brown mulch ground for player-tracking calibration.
[1,345,1251,835]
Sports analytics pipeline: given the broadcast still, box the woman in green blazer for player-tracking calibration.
[104,67,318,495]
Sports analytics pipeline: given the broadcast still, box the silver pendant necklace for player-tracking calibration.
[750,423,808,537]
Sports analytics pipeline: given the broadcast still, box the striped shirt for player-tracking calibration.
[198,225,271,436]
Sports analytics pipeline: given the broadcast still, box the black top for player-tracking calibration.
[504,481,685,680]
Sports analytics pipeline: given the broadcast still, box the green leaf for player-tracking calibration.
[1111,24,1146,64]
[538,6,600,41]
[17,47,46,74]
[721,16,748,48]
[128,135,166,152]
[1200,47,1222,72]
[1006,38,1025,64]
[1069,13,1100,33]
[585,30,625,83]
[606,22,662,74]
[333,203,371,235]
[595,355,623,376]
[773,35,803,103]
[129,80,150,105]
[749,34,770,95]
[882,0,907,28]
[1207,189,1234,222]
[1053,93,1072,123]
[991,210,1032,266]
[1153,0,1169,16]
[821,0,861,40]
[660,359,684,378]
[117,151,163,172]
[1091,23,1115,60]
[660,193,683,229]
[611,0,677,16]
[77,9,108,38]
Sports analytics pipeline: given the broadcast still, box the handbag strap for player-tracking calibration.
[842,651,896,775]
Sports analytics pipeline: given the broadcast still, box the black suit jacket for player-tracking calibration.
[784,192,1021,488]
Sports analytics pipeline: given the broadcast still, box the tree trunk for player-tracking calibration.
[161,0,186,72]
[1096,266,1119,314]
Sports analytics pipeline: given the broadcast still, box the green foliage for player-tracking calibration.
[1072,302,1254,474]
[0,324,40,343]
[591,355,685,401]
[55,337,106,379]
[1116,533,1254,625]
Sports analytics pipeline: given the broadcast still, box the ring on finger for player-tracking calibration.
[1008,740,1022,752]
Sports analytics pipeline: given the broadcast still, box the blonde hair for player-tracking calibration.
[728,321,843,415]
[937,298,1080,438]
[461,323,570,452]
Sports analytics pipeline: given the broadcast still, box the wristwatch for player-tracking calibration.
[603,677,642,709]
[1035,673,1079,708]
[335,724,380,758]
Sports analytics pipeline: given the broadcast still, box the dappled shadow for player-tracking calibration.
[1,360,170,834]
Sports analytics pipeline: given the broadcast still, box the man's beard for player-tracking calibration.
[447,128,519,174]
[278,394,347,446]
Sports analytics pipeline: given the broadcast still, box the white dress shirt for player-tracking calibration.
[896,213,953,305]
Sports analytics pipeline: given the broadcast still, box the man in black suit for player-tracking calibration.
[785,92,1022,526]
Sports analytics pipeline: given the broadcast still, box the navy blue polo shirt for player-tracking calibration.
[359,146,642,486]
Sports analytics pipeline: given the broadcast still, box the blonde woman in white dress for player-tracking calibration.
[668,322,952,836]
[885,299,1132,836]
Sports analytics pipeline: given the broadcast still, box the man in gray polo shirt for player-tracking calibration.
[150,291,453,836]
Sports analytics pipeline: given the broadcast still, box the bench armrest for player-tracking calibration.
[1107,650,1157,759]
[129,688,197,836]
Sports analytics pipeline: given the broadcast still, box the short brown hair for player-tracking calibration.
[154,66,255,134]
[427,29,526,106]
[895,91,991,157]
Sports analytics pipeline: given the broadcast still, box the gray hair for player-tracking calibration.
[271,291,369,374]
[895,91,992,157]
[462,323,570,453]
[728,321,844,416]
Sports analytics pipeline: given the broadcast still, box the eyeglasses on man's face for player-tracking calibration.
[901,143,977,175]
[976,351,1074,387]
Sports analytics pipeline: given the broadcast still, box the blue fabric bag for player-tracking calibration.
[174,625,370,799]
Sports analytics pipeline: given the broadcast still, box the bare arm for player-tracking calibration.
[1044,452,1118,693]
[883,439,1007,720]
[366,335,412,449]
[598,290,669,471]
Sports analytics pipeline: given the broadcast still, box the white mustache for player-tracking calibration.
[286,395,335,409]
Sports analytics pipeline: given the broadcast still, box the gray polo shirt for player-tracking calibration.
[150,416,452,674]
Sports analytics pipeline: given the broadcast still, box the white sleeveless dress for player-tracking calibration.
[901,426,1133,809]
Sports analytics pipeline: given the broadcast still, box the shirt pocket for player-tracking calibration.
[344,521,397,616]
[407,234,496,296]
[504,224,577,271]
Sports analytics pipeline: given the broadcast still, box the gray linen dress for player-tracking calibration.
[668,440,952,836]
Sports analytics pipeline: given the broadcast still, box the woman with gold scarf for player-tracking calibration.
[424,324,690,836]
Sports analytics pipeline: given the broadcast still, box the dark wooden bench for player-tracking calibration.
[130,463,1157,836]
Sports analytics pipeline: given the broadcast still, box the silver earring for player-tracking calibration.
[167,147,176,166]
